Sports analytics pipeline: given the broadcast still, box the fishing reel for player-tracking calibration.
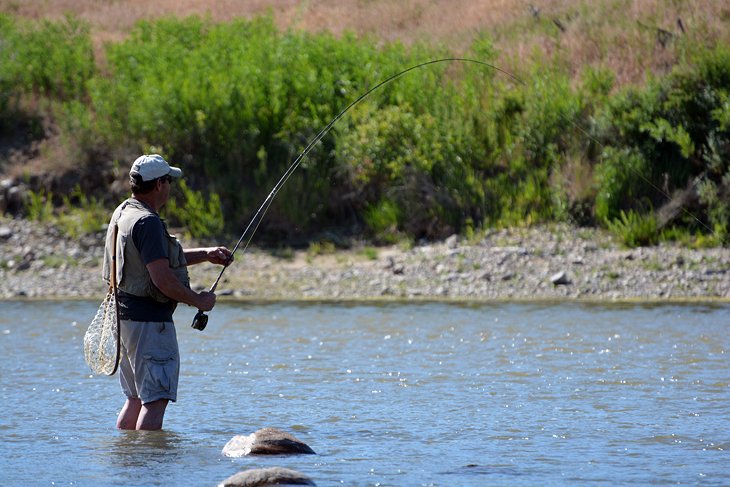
[191,310,208,331]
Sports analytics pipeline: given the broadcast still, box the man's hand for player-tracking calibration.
[148,259,218,310]
[194,290,217,311]
[206,246,233,266]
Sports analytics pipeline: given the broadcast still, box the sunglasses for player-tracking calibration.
[160,175,173,184]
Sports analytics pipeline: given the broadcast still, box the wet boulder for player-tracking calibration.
[222,428,315,457]
[218,467,316,486]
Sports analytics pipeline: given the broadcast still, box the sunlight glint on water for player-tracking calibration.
[0,300,728,486]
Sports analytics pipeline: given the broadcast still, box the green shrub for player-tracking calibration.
[607,210,659,247]
[165,179,225,239]
[57,187,108,238]
[24,189,54,223]
[335,100,484,238]
[596,45,730,241]
[594,147,651,222]
[0,14,95,100]
[361,246,379,260]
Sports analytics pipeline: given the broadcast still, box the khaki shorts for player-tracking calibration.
[119,320,180,404]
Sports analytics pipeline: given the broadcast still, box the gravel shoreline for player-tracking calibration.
[1,218,728,303]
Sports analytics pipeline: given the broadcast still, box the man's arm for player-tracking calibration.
[146,259,216,311]
[184,246,233,266]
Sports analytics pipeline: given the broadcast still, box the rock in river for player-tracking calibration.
[218,467,316,486]
[222,428,316,457]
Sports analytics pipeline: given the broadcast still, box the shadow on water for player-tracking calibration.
[440,463,525,478]
[94,430,190,470]
[76,425,249,486]
[84,428,220,485]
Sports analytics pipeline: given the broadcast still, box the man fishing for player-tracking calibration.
[103,154,232,430]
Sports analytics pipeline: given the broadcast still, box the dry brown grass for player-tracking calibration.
[1,0,728,85]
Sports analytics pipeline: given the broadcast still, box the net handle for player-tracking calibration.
[109,224,118,292]
[109,224,121,376]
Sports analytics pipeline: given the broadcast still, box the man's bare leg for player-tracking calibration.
[136,399,169,430]
[117,398,142,430]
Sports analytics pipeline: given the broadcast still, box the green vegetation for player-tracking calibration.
[165,180,225,239]
[307,240,336,258]
[24,189,54,223]
[57,187,108,239]
[361,246,379,260]
[0,14,95,127]
[1,12,728,247]
[606,210,659,248]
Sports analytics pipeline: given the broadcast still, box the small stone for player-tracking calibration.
[0,226,12,240]
[550,271,570,286]
[501,272,515,281]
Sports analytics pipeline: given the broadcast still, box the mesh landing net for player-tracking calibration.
[83,288,120,376]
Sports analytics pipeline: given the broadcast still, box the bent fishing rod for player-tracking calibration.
[191,57,520,330]
[190,56,719,331]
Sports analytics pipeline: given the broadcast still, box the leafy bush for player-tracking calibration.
[0,14,95,101]
[595,45,730,242]
[24,189,54,223]
[57,187,108,238]
[363,199,401,244]
[85,16,498,240]
[607,210,659,247]
[335,100,484,239]
[165,180,225,239]
[594,147,651,222]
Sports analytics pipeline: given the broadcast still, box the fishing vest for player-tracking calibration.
[102,198,190,303]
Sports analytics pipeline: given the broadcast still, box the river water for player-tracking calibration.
[0,300,728,486]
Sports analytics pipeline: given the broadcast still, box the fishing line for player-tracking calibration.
[190,57,721,330]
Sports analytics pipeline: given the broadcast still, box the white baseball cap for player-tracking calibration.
[130,154,183,181]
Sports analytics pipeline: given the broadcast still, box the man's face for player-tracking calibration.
[158,175,173,204]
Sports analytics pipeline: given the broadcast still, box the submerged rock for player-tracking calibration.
[222,428,316,457]
[218,467,316,486]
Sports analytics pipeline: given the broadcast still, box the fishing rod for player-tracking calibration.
[191,57,520,330]
[190,56,721,331]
